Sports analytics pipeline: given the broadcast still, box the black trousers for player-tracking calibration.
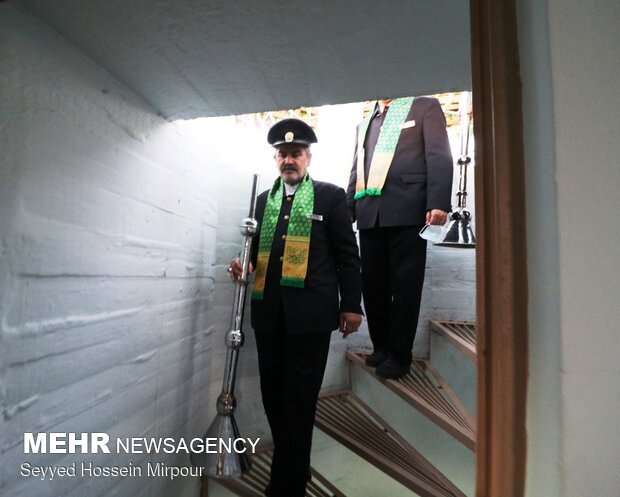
[359,225,427,364]
[254,324,331,497]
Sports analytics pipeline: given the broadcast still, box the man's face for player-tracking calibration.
[275,144,311,185]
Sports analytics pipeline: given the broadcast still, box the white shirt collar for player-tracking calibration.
[284,182,299,196]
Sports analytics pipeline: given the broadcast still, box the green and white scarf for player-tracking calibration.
[252,173,314,300]
[355,97,414,199]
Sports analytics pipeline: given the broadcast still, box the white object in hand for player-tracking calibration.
[419,223,447,243]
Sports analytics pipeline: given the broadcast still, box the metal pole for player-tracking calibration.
[191,174,260,477]
[435,93,477,248]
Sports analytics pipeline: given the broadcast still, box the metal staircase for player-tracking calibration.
[209,446,347,497]
[430,321,477,363]
[315,391,467,497]
[345,351,475,451]
[430,320,477,417]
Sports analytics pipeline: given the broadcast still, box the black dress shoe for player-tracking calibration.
[375,357,410,379]
[365,350,388,367]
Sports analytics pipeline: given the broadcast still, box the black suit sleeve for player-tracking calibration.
[423,99,454,213]
[328,187,363,314]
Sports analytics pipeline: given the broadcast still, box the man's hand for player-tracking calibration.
[229,257,254,281]
[426,209,449,226]
[339,312,363,338]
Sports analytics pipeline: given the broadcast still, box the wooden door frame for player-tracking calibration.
[471,0,528,496]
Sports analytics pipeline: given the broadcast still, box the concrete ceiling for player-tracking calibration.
[18,0,471,120]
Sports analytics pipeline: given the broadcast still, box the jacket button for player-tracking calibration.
[281,235,286,240]
[286,196,292,202]
[284,215,290,220]
[279,256,283,262]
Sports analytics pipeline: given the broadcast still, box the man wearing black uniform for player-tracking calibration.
[347,97,453,379]
[230,118,362,497]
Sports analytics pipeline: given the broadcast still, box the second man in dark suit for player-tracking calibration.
[347,96,453,379]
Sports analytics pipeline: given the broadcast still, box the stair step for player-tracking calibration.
[430,320,477,363]
[315,390,467,497]
[346,351,475,451]
[430,322,477,417]
[209,446,347,497]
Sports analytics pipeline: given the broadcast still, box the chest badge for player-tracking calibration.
[306,213,323,221]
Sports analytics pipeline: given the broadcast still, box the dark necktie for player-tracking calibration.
[363,106,389,182]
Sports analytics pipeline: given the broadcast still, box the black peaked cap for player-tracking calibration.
[267,118,318,147]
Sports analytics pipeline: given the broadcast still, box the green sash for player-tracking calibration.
[355,97,414,199]
[252,174,314,300]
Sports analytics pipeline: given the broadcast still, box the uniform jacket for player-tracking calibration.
[251,179,363,334]
[346,97,454,229]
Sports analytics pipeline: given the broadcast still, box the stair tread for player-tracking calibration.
[430,320,477,363]
[211,446,347,497]
[315,390,467,497]
[347,351,475,451]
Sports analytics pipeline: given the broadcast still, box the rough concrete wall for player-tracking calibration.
[0,5,219,497]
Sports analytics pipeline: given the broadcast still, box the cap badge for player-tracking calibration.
[285,131,294,142]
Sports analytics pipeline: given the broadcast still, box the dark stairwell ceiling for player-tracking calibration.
[17,0,471,120]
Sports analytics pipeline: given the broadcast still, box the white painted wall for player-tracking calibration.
[0,5,221,497]
[517,0,563,495]
[549,1,620,495]
[519,1,620,496]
